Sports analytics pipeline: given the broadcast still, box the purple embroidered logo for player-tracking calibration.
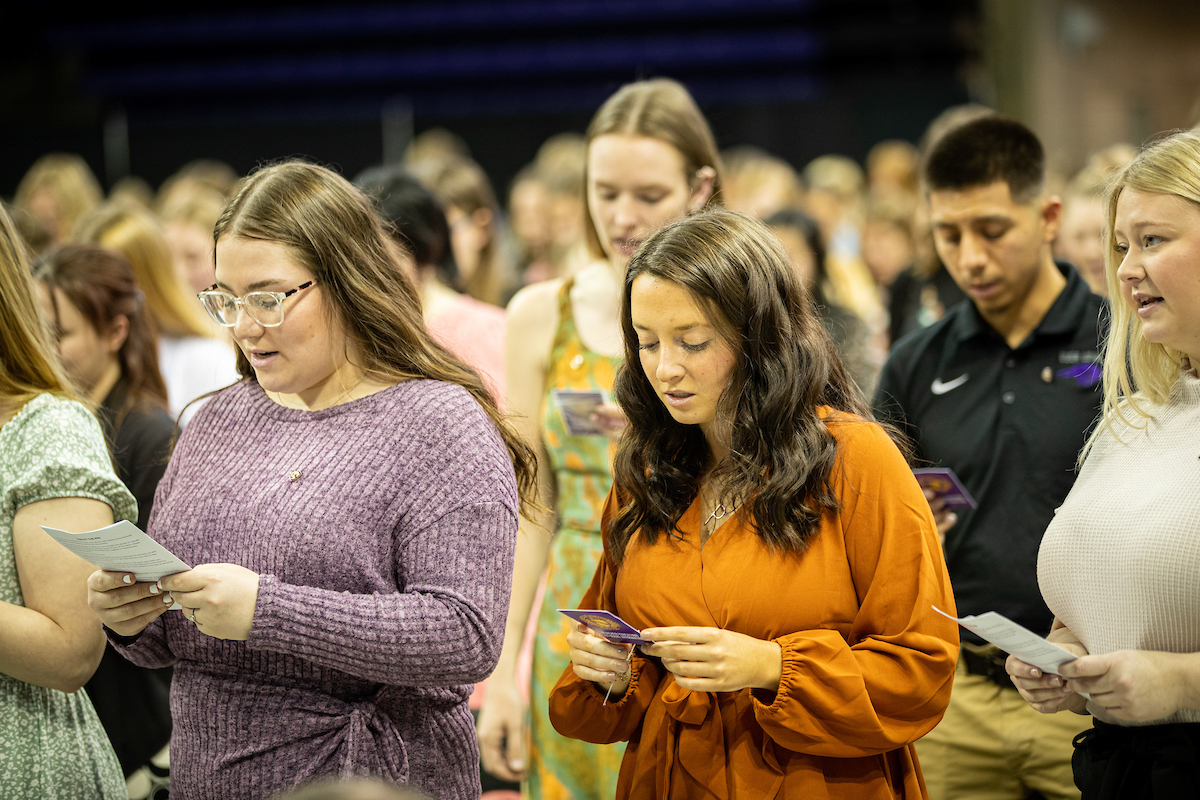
[1055,363,1101,387]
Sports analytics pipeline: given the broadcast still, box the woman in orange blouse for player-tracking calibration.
[548,209,959,799]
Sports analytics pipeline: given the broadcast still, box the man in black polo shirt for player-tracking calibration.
[873,117,1104,800]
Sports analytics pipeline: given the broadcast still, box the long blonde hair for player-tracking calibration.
[0,204,75,411]
[1087,129,1200,457]
[71,202,216,339]
[583,78,724,261]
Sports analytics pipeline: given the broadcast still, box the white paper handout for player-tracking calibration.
[41,520,191,584]
[934,606,1080,676]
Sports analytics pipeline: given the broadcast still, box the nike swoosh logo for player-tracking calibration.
[931,374,969,395]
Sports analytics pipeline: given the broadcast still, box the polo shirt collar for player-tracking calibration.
[950,261,1091,345]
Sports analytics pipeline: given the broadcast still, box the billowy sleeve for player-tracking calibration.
[750,419,959,757]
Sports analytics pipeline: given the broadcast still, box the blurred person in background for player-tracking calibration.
[862,195,918,294]
[535,133,591,286]
[403,127,472,171]
[509,163,558,286]
[479,78,720,800]
[108,176,156,211]
[1054,144,1137,297]
[4,200,52,257]
[13,153,104,253]
[802,154,886,338]
[71,203,238,426]
[0,202,134,799]
[160,186,226,293]
[413,155,518,308]
[766,208,879,397]
[356,164,507,405]
[276,777,431,800]
[33,244,176,794]
[721,145,806,220]
[866,139,921,205]
[154,158,240,215]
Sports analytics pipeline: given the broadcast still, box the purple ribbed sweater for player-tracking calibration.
[110,379,518,800]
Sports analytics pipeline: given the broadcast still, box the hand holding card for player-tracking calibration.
[558,608,649,645]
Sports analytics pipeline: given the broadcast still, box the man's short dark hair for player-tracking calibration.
[924,117,1045,202]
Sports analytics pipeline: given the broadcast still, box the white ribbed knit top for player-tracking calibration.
[1038,364,1200,726]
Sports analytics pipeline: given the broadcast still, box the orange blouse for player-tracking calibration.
[548,413,959,799]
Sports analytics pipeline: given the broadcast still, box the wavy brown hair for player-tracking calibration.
[215,160,537,513]
[609,209,881,564]
[33,244,170,424]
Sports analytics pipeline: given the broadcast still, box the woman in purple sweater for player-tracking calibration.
[86,161,536,800]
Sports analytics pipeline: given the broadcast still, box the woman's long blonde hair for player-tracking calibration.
[71,202,216,339]
[0,204,75,411]
[1086,128,1200,457]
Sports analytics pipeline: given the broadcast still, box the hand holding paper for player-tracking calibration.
[933,606,1079,676]
[41,520,190,583]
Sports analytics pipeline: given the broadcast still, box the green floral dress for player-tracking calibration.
[527,279,625,800]
[0,394,135,798]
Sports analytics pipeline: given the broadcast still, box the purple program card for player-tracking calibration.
[558,608,649,645]
[913,467,978,511]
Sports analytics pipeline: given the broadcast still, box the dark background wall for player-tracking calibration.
[2,0,981,198]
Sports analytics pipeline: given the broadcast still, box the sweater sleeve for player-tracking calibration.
[548,489,665,744]
[750,419,959,757]
[248,500,517,686]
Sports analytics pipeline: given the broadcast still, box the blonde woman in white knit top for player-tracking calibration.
[1006,129,1200,797]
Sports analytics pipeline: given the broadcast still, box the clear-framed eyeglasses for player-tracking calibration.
[197,281,316,328]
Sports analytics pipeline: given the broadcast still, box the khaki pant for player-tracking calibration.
[916,656,1093,800]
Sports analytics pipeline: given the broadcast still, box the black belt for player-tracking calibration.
[961,644,1016,690]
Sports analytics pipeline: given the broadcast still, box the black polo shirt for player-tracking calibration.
[873,263,1106,643]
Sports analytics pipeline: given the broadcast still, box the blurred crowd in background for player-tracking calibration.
[5,101,1140,407]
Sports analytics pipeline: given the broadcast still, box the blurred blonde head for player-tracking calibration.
[722,148,804,220]
[155,159,240,214]
[14,154,103,250]
[160,187,226,293]
[1090,129,1200,452]
[866,139,920,198]
[72,202,216,339]
[1057,143,1137,296]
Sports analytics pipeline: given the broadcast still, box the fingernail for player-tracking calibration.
[123,575,132,584]
[156,580,163,590]
[163,593,173,604]
[1030,668,1041,678]
[149,584,159,595]
[1052,676,1062,686]
[510,759,524,770]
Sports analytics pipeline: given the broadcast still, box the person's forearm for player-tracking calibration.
[0,601,105,692]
